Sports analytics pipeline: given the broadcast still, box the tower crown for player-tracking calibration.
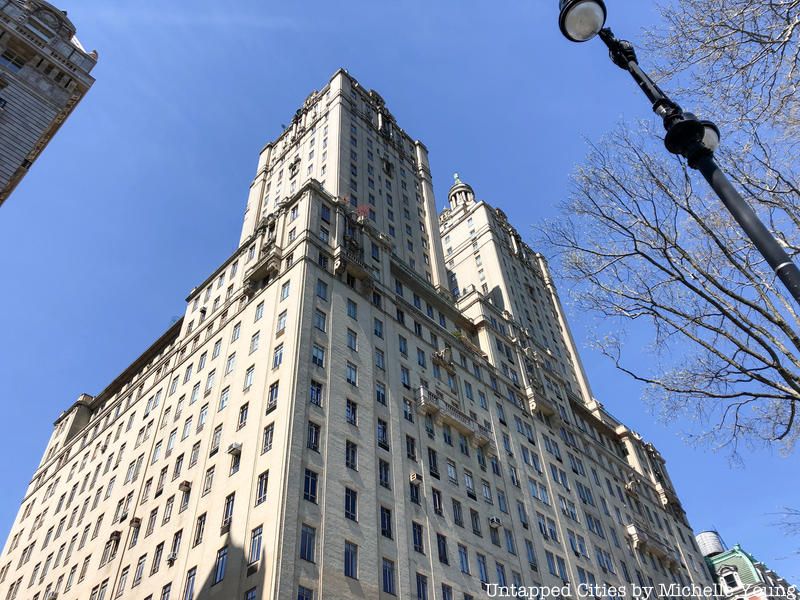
[448,172,475,208]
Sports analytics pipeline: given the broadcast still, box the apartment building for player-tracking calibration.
[0,69,714,600]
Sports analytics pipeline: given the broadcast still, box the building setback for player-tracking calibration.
[0,69,715,600]
[0,0,96,207]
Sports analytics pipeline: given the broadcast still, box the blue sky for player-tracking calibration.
[0,0,797,581]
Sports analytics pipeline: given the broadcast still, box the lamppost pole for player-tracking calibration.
[558,0,800,306]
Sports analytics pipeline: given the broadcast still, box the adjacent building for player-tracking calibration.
[697,531,796,600]
[0,0,96,207]
[0,69,715,600]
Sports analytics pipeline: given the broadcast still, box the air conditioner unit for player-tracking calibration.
[409,472,423,482]
[220,518,232,534]
[110,530,122,541]
[166,552,177,564]
[489,516,502,528]
[227,443,242,456]
[130,517,141,529]
[178,481,192,492]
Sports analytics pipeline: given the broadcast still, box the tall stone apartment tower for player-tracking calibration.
[0,0,96,207]
[0,70,714,600]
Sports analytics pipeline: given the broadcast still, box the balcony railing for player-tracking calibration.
[416,386,494,450]
[245,244,282,284]
[334,245,372,280]
[625,520,680,567]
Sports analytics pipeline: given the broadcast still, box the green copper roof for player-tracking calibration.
[707,545,763,586]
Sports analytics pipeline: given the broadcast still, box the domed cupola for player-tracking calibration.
[448,173,475,208]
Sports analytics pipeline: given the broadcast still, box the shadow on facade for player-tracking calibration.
[191,536,267,599]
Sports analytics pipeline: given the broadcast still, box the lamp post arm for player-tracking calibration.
[594,27,800,306]
[597,28,682,126]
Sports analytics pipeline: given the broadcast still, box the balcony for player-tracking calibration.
[334,245,372,281]
[625,520,680,567]
[416,387,495,451]
[245,244,282,284]
[654,481,680,508]
[526,387,556,417]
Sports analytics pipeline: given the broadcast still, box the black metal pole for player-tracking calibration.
[693,153,800,303]
[597,27,800,306]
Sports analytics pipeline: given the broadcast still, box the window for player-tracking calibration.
[300,524,316,562]
[376,382,387,405]
[377,419,389,449]
[242,366,254,390]
[400,366,411,388]
[382,558,396,595]
[297,585,313,600]
[412,522,424,553]
[222,493,235,527]
[237,403,248,429]
[303,469,318,503]
[212,546,227,584]
[267,382,279,411]
[347,299,358,319]
[183,567,196,600]
[346,329,358,350]
[346,362,358,385]
[203,467,215,495]
[256,471,269,505]
[345,440,358,470]
[249,332,260,354]
[344,541,358,579]
[416,573,429,600]
[346,399,358,425]
[375,348,385,370]
[379,459,391,489]
[314,310,326,331]
[410,481,421,504]
[311,344,325,367]
[254,302,264,321]
[231,322,241,342]
[280,281,291,301]
[437,533,449,564]
[249,526,262,564]
[225,353,236,375]
[405,435,418,461]
[459,543,470,573]
[380,507,393,539]
[344,488,358,521]
[309,380,324,406]
[262,423,274,453]
[316,279,328,300]
[276,311,287,334]
[307,422,321,451]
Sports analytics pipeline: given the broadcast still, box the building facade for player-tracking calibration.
[696,531,796,600]
[0,69,714,600]
[0,0,96,207]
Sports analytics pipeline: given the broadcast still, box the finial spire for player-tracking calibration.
[453,172,461,184]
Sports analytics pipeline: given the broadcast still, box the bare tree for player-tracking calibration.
[542,0,800,453]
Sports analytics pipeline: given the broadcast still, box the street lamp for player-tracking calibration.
[557,0,800,306]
